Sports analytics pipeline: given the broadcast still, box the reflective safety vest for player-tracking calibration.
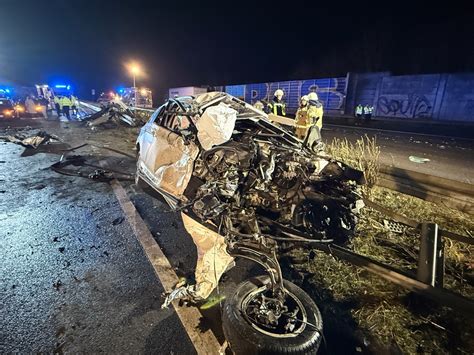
[60,96,72,108]
[253,101,264,111]
[308,101,324,129]
[355,105,363,115]
[295,106,310,137]
[268,98,286,116]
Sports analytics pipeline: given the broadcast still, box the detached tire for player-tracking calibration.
[222,276,323,354]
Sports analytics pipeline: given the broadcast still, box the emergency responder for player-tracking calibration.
[368,105,374,119]
[70,95,78,117]
[304,92,324,151]
[294,95,310,139]
[60,95,72,120]
[267,89,286,116]
[355,104,363,118]
[253,100,265,112]
[363,104,372,120]
[54,95,62,117]
[308,92,323,130]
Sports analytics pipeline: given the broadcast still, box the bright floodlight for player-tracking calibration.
[129,63,141,75]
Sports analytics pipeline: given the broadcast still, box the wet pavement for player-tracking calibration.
[0,122,196,354]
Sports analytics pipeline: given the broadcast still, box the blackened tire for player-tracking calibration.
[222,276,323,354]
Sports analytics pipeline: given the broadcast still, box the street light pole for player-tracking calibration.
[133,73,137,107]
[128,63,141,108]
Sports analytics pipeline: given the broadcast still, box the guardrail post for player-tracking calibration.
[417,223,444,287]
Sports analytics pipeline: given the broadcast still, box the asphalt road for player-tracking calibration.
[323,124,474,184]
[1,117,472,354]
[0,122,197,354]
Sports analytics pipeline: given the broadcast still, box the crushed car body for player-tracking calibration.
[136,92,364,242]
[135,92,365,353]
[82,98,137,128]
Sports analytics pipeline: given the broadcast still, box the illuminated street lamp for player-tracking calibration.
[128,63,141,107]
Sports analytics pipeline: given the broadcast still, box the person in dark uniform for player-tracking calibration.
[267,89,286,116]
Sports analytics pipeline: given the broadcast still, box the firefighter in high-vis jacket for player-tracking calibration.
[303,92,325,151]
[253,100,265,112]
[307,92,323,131]
[267,89,286,116]
[295,95,310,139]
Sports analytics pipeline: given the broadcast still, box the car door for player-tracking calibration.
[141,101,199,199]
[139,105,164,163]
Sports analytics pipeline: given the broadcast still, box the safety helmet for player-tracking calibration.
[274,89,284,98]
[300,95,309,102]
[308,92,318,101]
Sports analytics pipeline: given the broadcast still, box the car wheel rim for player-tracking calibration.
[241,285,308,338]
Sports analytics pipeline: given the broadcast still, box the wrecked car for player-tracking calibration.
[82,97,137,127]
[135,92,365,353]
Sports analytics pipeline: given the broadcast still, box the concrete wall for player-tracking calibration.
[344,72,388,115]
[375,74,440,119]
[347,72,474,121]
[437,74,474,121]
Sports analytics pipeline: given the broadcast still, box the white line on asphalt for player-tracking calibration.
[324,123,474,141]
[109,179,222,355]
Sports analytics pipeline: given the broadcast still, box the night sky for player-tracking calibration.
[0,0,473,100]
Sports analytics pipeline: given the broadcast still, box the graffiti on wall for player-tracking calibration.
[226,77,346,114]
[377,94,434,118]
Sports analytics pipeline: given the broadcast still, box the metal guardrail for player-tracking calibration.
[78,101,102,113]
[316,198,474,316]
[378,165,474,215]
[79,101,156,114]
[315,242,474,317]
[363,199,474,245]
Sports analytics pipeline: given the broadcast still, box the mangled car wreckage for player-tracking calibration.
[135,92,365,353]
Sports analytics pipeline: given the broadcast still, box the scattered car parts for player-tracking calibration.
[82,98,137,127]
[51,155,134,182]
[0,130,61,149]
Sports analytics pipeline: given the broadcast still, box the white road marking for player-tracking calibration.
[324,123,474,141]
[110,179,221,355]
